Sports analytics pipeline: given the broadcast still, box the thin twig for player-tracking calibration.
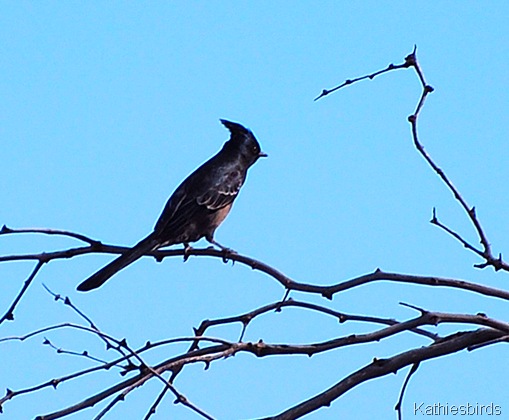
[0,225,102,246]
[264,329,502,420]
[314,47,509,273]
[42,284,128,356]
[313,46,416,101]
[395,362,420,420]
[144,383,171,420]
[43,337,109,364]
[0,260,45,324]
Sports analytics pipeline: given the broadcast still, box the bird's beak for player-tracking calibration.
[258,151,268,158]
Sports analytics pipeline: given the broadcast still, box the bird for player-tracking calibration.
[77,119,266,292]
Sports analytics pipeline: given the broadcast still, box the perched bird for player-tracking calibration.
[77,119,266,292]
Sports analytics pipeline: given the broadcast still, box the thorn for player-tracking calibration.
[400,302,428,314]
[321,291,333,300]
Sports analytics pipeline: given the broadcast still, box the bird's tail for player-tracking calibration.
[77,234,160,292]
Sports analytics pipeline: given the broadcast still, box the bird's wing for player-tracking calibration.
[154,168,243,236]
[153,186,188,233]
[196,169,243,210]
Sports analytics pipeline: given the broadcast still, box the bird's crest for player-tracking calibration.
[220,119,253,140]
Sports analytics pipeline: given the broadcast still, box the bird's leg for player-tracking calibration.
[205,235,237,262]
[183,243,193,262]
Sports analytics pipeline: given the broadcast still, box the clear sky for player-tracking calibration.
[1,2,509,419]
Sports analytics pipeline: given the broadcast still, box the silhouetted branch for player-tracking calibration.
[0,225,102,246]
[313,45,416,101]
[315,47,509,273]
[42,284,129,357]
[395,362,420,420]
[263,328,503,420]
[3,236,509,322]
[0,260,44,324]
[2,48,508,419]
[3,289,508,419]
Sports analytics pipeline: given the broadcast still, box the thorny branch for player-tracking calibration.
[316,46,509,273]
[1,47,508,419]
[262,328,503,420]
[2,227,509,324]
[1,294,508,419]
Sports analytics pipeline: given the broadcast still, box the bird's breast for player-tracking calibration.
[210,203,233,229]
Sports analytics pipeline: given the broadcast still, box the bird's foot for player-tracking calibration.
[207,238,236,253]
[205,237,237,262]
[219,246,237,263]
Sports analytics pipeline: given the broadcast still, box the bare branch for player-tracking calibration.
[144,384,171,420]
[314,47,509,273]
[0,225,102,246]
[263,329,503,420]
[313,45,416,101]
[42,284,128,357]
[395,363,420,420]
[0,261,44,324]
[43,337,109,365]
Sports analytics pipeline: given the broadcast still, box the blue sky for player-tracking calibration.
[1,2,509,419]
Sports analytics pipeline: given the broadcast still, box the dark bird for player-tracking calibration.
[77,119,266,292]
